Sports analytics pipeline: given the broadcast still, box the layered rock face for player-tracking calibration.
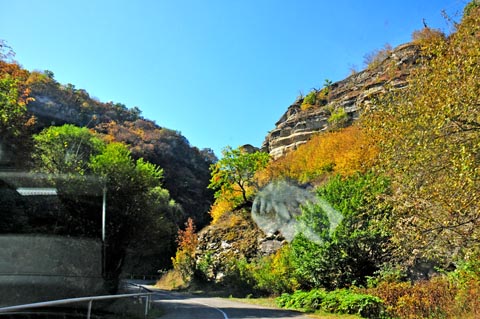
[262,43,421,159]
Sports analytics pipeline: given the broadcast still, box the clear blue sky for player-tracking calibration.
[0,0,467,157]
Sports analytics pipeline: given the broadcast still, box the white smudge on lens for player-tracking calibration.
[252,180,343,244]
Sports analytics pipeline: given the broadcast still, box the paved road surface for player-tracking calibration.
[150,289,311,319]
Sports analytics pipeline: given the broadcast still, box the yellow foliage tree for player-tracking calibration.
[257,125,378,185]
[209,194,236,224]
[363,6,480,262]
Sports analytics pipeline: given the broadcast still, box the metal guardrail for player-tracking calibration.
[126,282,152,293]
[126,274,160,281]
[0,292,153,319]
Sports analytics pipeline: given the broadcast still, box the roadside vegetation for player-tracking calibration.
[1,3,479,319]
[167,4,480,319]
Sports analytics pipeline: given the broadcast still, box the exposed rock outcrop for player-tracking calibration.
[262,43,421,159]
[195,209,263,282]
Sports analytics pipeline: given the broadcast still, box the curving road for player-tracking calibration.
[150,289,310,319]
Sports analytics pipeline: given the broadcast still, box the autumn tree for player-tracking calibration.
[0,50,35,166]
[0,75,31,136]
[258,125,378,185]
[411,27,445,46]
[364,43,393,69]
[363,6,480,264]
[171,218,198,282]
[208,146,269,204]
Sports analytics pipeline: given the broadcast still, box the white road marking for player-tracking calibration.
[192,301,229,319]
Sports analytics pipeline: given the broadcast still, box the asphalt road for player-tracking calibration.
[150,289,311,319]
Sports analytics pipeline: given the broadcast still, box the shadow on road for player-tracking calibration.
[149,288,311,319]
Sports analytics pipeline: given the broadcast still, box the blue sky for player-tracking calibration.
[0,0,467,157]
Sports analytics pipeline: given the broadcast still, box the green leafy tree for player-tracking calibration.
[208,146,269,204]
[88,142,172,278]
[89,142,163,192]
[32,126,177,280]
[32,125,108,239]
[32,124,105,174]
[291,173,392,289]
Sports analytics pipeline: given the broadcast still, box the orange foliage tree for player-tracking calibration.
[172,218,198,282]
[0,60,35,136]
[0,56,36,167]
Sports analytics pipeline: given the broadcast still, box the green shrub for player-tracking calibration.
[220,258,257,295]
[447,257,480,318]
[301,87,331,111]
[301,90,317,109]
[276,289,385,318]
[289,173,392,290]
[327,107,349,128]
[251,245,299,295]
[276,290,323,310]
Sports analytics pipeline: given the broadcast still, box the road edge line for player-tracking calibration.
[192,301,228,319]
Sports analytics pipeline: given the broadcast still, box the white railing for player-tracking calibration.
[0,292,153,319]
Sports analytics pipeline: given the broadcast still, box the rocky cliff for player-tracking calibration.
[262,43,421,159]
[193,43,423,283]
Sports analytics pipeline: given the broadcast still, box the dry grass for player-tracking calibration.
[154,269,187,290]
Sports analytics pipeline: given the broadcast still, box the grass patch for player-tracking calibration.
[227,296,278,308]
[308,311,362,319]
[227,296,361,319]
[155,269,187,290]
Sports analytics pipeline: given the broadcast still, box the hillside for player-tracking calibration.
[0,55,216,275]
[2,66,216,228]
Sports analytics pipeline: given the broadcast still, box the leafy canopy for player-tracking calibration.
[31,124,176,276]
[33,124,105,175]
[291,173,392,290]
[208,146,269,204]
[0,59,35,146]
